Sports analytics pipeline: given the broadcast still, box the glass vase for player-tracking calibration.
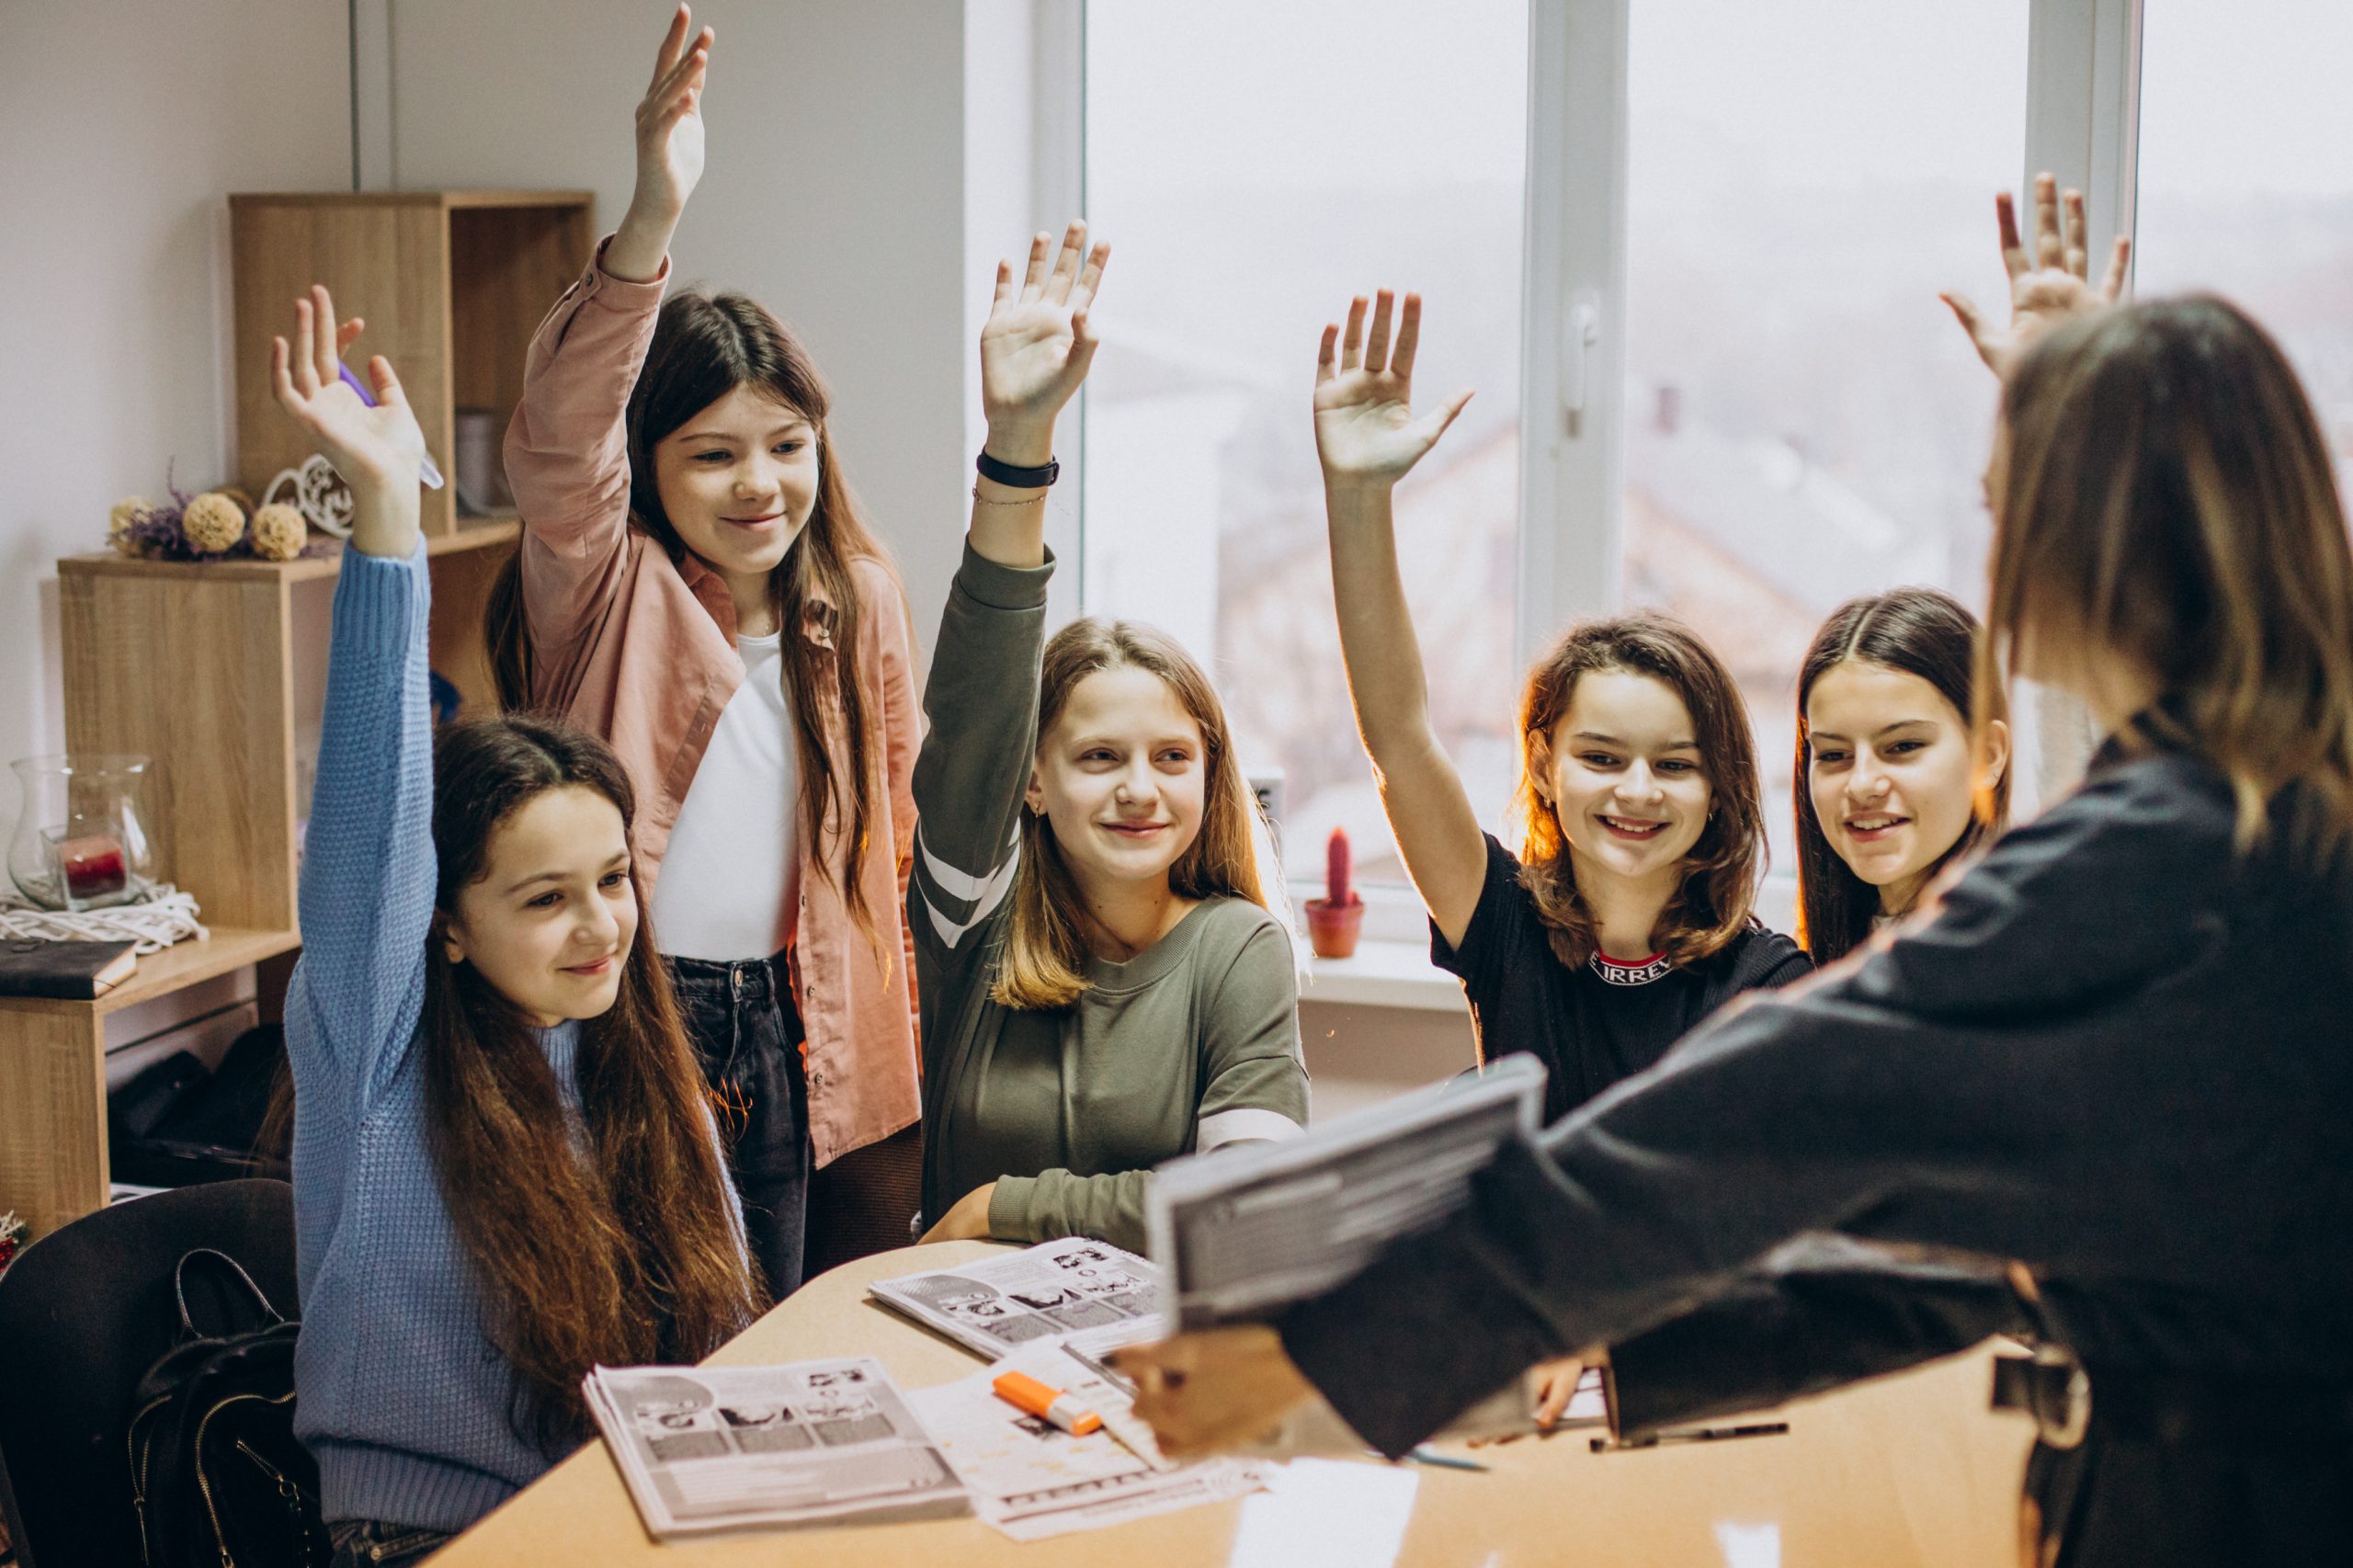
[6,754,162,912]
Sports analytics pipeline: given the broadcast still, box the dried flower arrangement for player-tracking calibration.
[109,469,323,563]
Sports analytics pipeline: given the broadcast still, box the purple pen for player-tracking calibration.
[338,361,446,490]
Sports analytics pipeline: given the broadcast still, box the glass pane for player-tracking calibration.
[1084,0,1528,886]
[2136,0,2353,492]
[1620,0,2029,875]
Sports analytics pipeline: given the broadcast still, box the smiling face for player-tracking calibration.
[1540,667,1713,891]
[650,382,820,581]
[1027,664,1209,894]
[1805,659,1994,914]
[441,784,639,1028]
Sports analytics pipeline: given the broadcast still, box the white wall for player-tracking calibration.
[0,0,352,771]
[384,0,972,653]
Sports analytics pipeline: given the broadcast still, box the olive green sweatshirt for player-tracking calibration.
[910,544,1309,1253]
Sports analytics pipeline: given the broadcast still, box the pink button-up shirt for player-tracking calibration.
[503,245,921,1167]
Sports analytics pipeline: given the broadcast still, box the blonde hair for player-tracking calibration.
[1984,296,2353,856]
[992,619,1269,1009]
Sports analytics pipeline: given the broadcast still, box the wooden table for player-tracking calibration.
[433,1242,2037,1567]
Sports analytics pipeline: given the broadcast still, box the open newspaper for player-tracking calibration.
[585,1358,969,1538]
[868,1236,1165,1361]
[906,1340,1272,1541]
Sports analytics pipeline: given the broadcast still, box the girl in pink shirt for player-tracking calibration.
[492,6,921,1297]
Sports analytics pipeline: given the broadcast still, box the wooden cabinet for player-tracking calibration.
[228,190,594,539]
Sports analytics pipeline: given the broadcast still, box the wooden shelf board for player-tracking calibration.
[0,926,300,1017]
[58,519,520,586]
[230,189,594,212]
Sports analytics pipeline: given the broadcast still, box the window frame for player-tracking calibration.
[1050,0,2147,910]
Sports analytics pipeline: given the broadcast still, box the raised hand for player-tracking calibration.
[272,284,425,556]
[1314,290,1472,487]
[979,221,1110,463]
[608,5,712,283]
[1940,173,2131,378]
[636,4,711,219]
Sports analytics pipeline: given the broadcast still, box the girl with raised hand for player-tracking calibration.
[1795,587,2010,963]
[272,287,756,1564]
[1124,276,2353,1565]
[494,5,922,1297]
[909,223,1309,1254]
[1313,289,1809,1131]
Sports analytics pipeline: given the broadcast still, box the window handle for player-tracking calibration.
[1562,291,1603,436]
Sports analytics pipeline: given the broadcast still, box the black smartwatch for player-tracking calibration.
[976,449,1060,489]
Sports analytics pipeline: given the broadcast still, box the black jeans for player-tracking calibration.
[326,1519,452,1566]
[666,949,812,1300]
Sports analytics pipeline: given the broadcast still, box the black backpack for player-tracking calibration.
[125,1248,329,1568]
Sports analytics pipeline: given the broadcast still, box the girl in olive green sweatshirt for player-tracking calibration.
[911,224,1308,1254]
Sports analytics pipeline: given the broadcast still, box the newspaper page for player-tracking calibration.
[585,1358,969,1538]
[869,1236,1165,1361]
[1144,1054,1546,1329]
[906,1340,1272,1541]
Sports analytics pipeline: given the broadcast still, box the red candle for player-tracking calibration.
[61,834,127,900]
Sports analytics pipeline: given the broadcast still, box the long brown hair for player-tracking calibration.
[424,715,763,1453]
[993,619,1269,1010]
[1986,296,2353,856]
[1795,588,2009,963]
[1514,614,1768,968]
[488,290,905,935]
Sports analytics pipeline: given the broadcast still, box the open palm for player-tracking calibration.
[270,284,425,493]
[1314,290,1472,483]
[634,5,710,216]
[1941,173,2131,376]
[980,221,1109,431]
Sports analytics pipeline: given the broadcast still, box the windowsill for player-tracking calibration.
[1299,938,1466,1014]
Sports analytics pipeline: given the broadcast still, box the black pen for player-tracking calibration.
[1589,1420,1790,1452]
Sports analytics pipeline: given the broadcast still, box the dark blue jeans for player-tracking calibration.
[666,949,812,1301]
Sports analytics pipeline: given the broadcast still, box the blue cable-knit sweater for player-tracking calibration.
[285,543,586,1531]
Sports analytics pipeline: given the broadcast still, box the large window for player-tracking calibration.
[1083,0,1529,887]
[1072,0,2351,916]
[2135,0,2353,487]
[1618,0,2030,869]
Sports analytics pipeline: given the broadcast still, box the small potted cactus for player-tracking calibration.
[1305,825,1367,959]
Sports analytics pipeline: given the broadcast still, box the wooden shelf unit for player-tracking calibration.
[229,189,594,539]
[3,189,590,1242]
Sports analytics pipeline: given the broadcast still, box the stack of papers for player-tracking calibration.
[907,1341,1273,1541]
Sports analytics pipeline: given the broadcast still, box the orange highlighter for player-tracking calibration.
[993,1370,1103,1436]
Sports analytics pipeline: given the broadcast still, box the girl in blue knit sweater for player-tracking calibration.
[269,286,760,1563]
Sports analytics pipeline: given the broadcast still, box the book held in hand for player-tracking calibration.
[0,937,138,1000]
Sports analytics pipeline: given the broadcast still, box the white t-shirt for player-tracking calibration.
[651,631,802,960]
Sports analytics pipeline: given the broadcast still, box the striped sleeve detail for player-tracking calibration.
[1196,1106,1306,1152]
[915,822,1020,951]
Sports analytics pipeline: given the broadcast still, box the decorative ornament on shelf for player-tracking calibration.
[260,453,355,539]
[108,464,329,562]
[250,502,308,562]
[1305,825,1367,960]
[179,491,245,553]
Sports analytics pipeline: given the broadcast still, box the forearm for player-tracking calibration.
[345,474,421,561]
[604,189,681,286]
[1324,478,1438,758]
[967,416,1055,569]
[990,1168,1152,1253]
